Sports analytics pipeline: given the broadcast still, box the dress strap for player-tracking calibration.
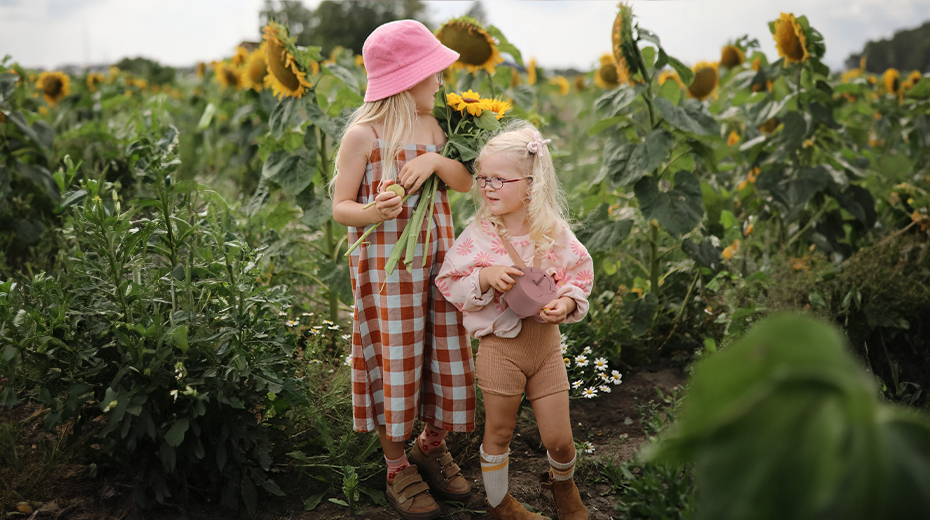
[496,230,541,269]
[370,125,379,139]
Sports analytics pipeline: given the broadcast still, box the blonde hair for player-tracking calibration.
[332,91,419,189]
[474,120,569,257]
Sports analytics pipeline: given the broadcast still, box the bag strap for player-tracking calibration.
[496,229,541,269]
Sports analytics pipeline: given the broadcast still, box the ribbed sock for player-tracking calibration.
[480,444,510,508]
[417,423,447,455]
[385,453,410,482]
[548,451,576,481]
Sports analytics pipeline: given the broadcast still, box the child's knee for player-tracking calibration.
[484,424,515,449]
[543,436,575,458]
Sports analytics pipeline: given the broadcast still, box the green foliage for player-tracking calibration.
[650,313,930,520]
[0,126,305,513]
[847,21,930,73]
[114,57,176,85]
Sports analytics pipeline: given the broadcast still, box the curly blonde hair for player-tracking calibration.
[474,120,569,257]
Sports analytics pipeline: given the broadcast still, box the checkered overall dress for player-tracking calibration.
[347,126,475,442]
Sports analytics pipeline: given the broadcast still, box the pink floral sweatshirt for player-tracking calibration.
[436,219,594,339]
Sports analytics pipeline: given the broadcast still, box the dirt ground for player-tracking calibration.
[2,367,685,520]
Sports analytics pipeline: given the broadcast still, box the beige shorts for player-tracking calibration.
[476,318,570,400]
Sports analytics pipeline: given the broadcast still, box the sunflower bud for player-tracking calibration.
[611,3,636,84]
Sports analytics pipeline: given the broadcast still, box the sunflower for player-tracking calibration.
[687,61,718,100]
[727,130,740,146]
[883,68,901,95]
[86,72,104,93]
[510,67,522,88]
[720,45,745,68]
[903,70,923,91]
[575,74,587,91]
[527,57,537,85]
[752,58,762,71]
[216,62,245,90]
[759,117,780,134]
[751,78,773,93]
[840,68,863,83]
[549,75,569,96]
[196,62,206,79]
[773,13,809,64]
[611,3,635,84]
[447,89,490,116]
[131,78,148,90]
[595,54,620,89]
[106,66,120,84]
[436,17,504,74]
[37,71,70,107]
[262,22,314,99]
[658,70,684,88]
[484,97,512,120]
[354,54,365,70]
[231,46,249,67]
[244,47,268,92]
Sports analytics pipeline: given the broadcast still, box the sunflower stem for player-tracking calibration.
[344,193,416,257]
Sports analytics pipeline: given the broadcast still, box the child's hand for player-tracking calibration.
[397,153,437,193]
[373,180,403,221]
[539,297,576,324]
[480,265,524,293]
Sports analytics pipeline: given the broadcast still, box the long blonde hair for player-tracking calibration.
[474,120,569,257]
[332,91,419,190]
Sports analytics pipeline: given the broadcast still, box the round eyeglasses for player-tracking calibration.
[475,175,532,190]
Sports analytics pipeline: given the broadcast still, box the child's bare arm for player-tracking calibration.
[332,125,402,227]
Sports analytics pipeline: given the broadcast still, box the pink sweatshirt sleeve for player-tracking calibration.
[436,226,496,313]
[548,228,594,323]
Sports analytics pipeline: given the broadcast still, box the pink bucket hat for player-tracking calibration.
[362,20,459,102]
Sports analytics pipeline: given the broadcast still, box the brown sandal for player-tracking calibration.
[409,440,472,501]
[385,465,441,520]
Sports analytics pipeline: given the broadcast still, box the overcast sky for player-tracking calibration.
[1,0,929,73]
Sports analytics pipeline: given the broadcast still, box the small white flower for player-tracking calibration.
[582,346,592,355]
[327,326,339,330]
[599,385,611,393]
[709,235,721,248]
[580,441,595,454]
[611,370,623,385]
[278,311,288,317]
[309,329,320,336]
[598,373,611,383]
[341,334,351,341]
[572,380,583,389]
[582,387,598,399]
[310,359,322,364]
[344,355,353,367]
[560,342,568,355]
[313,326,323,330]
[323,320,334,325]
[286,320,299,327]
[563,357,571,367]
[574,355,589,367]
[593,357,608,371]
[301,312,314,317]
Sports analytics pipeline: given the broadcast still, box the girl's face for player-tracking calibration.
[477,152,531,220]
[408,72,441,113]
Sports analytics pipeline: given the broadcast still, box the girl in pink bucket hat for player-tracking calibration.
[331,19,475,520]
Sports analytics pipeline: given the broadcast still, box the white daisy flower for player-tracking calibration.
[563,357,571,367]
[580,441,595,454]
[323,320,334,325]
[278,311,288,317]
[593,357,608,371]
[310,359,322,364]
[286,320,299,327]
[327,326,339,330]
[611,370,623,385]
[574,355,589,367]
[309,329,320,336]
[599,385,611,393]
[313,326,323,330]
[582,346,592,355]
[341,334,351,341]
[599,373,611,383]
[301,312,314,317]
[344,355,353,367]
[582,387,598,399]
[572,380,583,389]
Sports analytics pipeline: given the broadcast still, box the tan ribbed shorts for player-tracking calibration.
[476,319,570,400]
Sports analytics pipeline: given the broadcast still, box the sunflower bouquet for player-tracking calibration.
[346,88,513,274]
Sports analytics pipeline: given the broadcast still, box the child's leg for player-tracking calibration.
[532,391,589,520]
[481,393,523,507]
[416,422,446,454]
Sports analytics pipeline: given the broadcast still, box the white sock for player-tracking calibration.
[480,444,510,508]
[548,450,576,481]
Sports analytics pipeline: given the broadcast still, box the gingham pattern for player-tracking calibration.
[348,132,475,442]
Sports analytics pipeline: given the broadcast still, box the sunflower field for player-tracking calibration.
[2,3,930,519]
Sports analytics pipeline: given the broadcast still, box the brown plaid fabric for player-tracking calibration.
[347,128,475,442]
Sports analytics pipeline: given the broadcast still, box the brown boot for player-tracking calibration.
[487,493,551,520]
[409,440,472,501]
[541,472,589,520]
[385,465,441,520]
